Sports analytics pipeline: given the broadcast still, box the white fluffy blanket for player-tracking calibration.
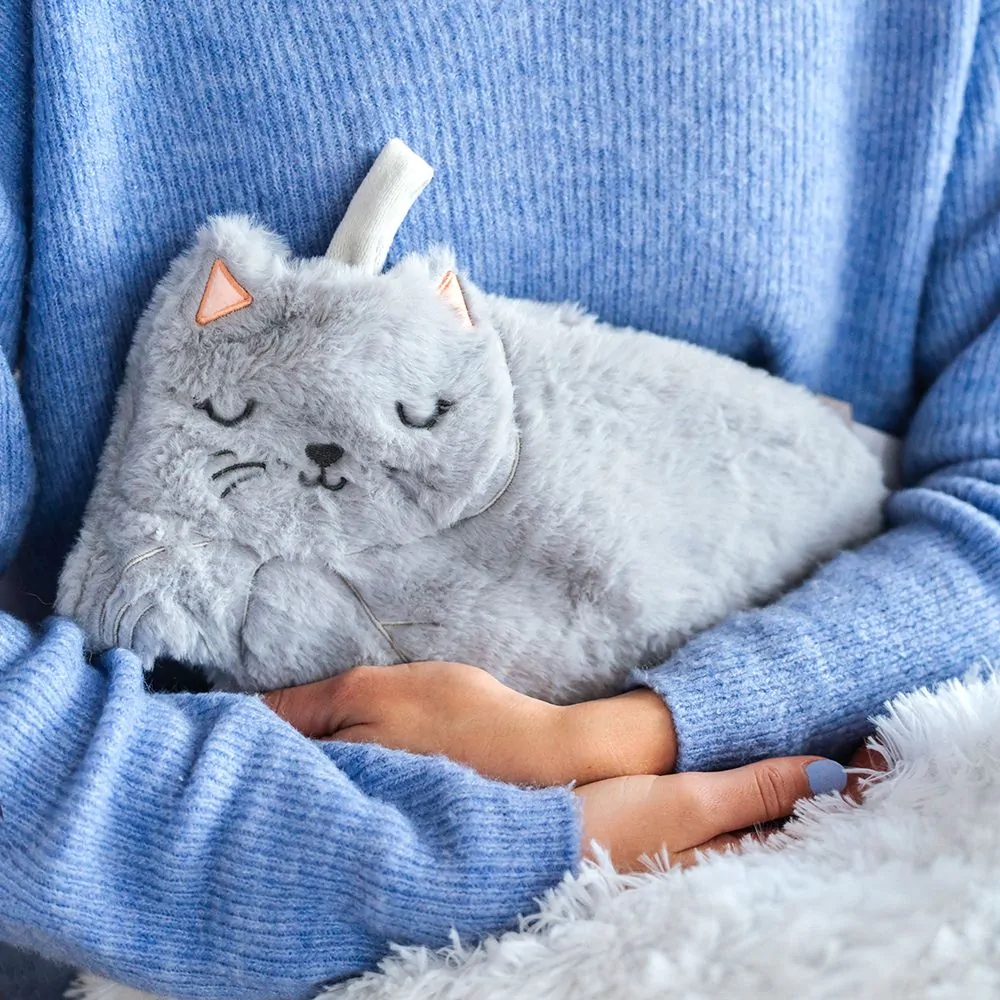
[73,672,1000,1000]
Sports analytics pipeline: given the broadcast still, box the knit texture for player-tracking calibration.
[4,1,1000,997]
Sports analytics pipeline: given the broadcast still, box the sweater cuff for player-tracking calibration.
[629,649,795,773]
[462,782,582,925]
[316,738,583,940]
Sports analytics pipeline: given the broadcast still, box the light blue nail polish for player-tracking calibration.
[805,759,847,796]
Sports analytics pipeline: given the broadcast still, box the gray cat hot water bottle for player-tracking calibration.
[57,140,889,704]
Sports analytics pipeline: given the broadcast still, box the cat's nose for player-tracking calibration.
[305,442,345,468]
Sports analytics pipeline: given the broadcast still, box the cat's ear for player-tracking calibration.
[434,269,473,329]
[388,247,476,328]
[196,258,253,325]
[184,214,289,328]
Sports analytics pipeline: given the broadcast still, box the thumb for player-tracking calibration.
[687,756,847,844]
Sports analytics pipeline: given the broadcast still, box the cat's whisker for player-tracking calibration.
[211,460,266,482]
[219,471,264,500]
[207,458,267,501]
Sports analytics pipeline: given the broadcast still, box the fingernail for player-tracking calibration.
[804,759,847,796]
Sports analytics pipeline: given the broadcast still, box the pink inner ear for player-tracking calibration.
[196,258,253,326]
[435,270,473,328]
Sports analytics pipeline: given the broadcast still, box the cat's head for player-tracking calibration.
[113,215,517,562]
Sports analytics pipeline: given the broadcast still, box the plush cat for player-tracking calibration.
[55,229,889,702]
[56,146,888,705]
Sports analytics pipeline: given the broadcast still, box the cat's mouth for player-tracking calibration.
[299,470,348,493]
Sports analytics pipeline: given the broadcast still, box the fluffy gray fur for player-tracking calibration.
[57,216,887,702]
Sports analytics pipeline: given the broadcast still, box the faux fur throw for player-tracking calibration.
[70,671,1000,1000]
[55,210,886,701]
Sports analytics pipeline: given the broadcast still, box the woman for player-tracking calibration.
[3,2,997,996]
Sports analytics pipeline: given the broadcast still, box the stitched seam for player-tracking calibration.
[127,602,157,649]
[98,541,211,643]
[238,559,270,669]
[111,601,132,647]
[335,572,408,662]
[458,432,521,523]
[98,546,167,637]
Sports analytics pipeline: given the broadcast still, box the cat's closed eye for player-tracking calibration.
[396,399,453,430]
[195,398,256,427]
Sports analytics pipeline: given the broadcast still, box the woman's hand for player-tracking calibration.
[574,755,847,871]
[263,663,848,872]
[263,660,677,786]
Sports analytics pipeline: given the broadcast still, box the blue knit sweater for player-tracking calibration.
[4,1,1000,997]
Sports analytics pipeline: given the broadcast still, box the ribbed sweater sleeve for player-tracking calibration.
[0,618,579,998]
[634,15,1000,772]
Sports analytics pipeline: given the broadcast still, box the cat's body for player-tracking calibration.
[57,216,887,702]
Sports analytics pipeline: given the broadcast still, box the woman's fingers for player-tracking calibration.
[262,669,369,737]
[670,828,766,869]
[680,756,847,846]
[323,724,379,744]
[576,756,847,872]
